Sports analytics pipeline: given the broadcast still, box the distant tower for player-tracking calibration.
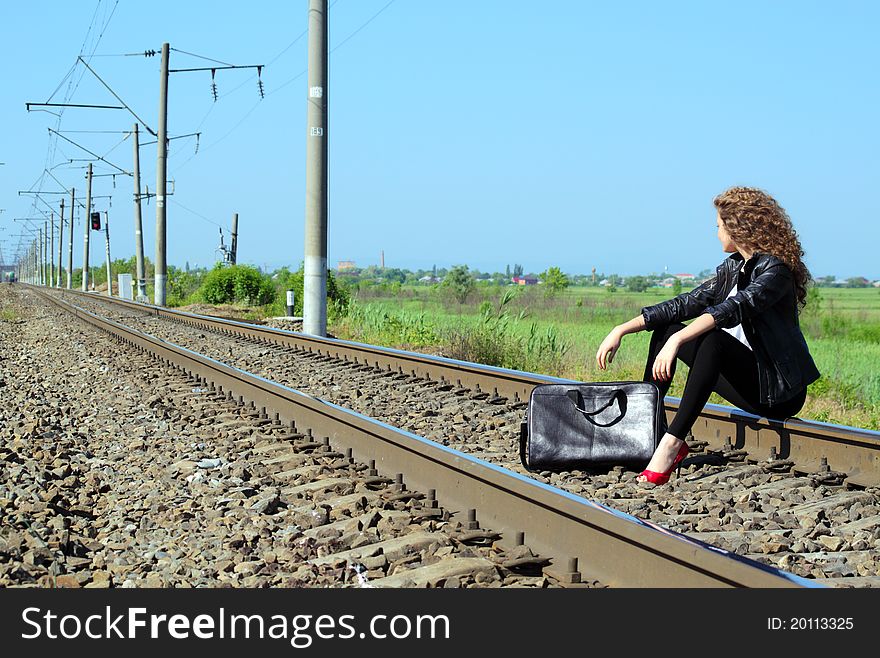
[380,250,385,269]
[592,267,597,286]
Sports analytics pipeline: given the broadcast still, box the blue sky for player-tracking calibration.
[1,1,877,278]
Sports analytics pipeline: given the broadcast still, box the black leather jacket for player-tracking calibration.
[641,252,820,405]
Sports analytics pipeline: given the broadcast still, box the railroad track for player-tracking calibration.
[19,285,880,586]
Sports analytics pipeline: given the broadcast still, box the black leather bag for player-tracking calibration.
[519,381,663,472]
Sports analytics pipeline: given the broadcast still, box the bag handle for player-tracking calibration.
[566,389,627,427]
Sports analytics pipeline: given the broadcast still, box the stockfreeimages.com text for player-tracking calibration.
[21,607,450,647]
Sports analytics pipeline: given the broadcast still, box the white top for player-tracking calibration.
[721,282,752,350]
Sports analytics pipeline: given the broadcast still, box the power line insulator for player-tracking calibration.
[144,49,157,57]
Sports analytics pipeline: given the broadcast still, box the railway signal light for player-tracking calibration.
[91,212,101,231]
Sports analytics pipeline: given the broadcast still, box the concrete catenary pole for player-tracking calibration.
[132,123,147,300]
[155,43,170,306]
[230,212,238,265]
[37,225,42,285]
[104,211,112,297]
[303,0,328,337]
[49,214,55,287]
[82,163,93,292]
[37,224,42,285]
[39,225,44,286]
[67,188,75,289]
[57,199,64,287]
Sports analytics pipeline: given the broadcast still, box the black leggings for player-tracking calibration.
[644,323,807,440]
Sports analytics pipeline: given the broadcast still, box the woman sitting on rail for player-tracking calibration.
[596,186,820,485]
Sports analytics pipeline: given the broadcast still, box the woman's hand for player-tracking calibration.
[596,327,623,370]
[652,336,680,382]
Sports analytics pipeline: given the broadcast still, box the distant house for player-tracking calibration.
[418,275,440,284]
[512,276,538,285]
[873,280,880,288]
[660,277,677,288]
[337,260,356,271]
[672,273,695,281]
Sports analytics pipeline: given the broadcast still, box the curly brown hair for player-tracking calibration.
[713,186,811,307]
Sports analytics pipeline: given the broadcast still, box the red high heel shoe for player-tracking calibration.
[638,441,690,485]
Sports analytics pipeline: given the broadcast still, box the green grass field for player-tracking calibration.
[331,284,880,430]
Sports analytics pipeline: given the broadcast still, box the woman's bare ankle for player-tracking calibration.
[659,432,684,447]
[639,433,685,478]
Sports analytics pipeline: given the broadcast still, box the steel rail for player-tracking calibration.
[54,288,880,487]
[38,289,814,588]
[52,288,880,488]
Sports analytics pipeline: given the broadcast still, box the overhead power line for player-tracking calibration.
[268,0,397,97]
[171,0,393,172]
[330,0,396,53]
[169,48,233,67]
[47,127,131,175]
[168,199,225,229]
[76,56,157,135]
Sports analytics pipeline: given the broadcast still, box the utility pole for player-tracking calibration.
[82,163,93,291]
[104,211,112,297]
[155,42,170,306]
[49,214,55,287]
[230,212,238,265]
[67,188,75,289]
[57,200,64,287]
[132,123,147,300]
[303,0,328,336]
[149,44,261,301]
[39,225,45,286]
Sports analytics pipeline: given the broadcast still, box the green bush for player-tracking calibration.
[199,264,274,305]
[540,266,570,296]
[441,265,475,304]
[167,266,205,306]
